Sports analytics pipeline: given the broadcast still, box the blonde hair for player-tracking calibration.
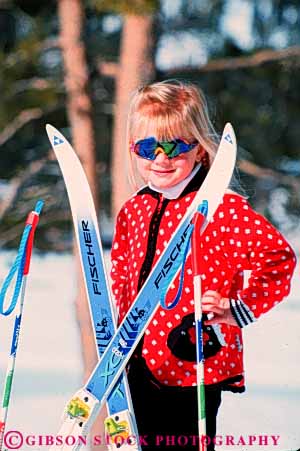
[126,80,220,190]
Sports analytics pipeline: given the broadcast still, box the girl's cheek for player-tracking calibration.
[135,158,148,172]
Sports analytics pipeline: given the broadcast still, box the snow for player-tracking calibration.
[0,250,299,451]
[0,253,83,441]
[218,258,300,451]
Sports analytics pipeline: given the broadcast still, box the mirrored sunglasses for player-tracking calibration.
[130,137,198,161]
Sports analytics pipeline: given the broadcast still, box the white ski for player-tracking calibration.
[48,123,237,450]
[46,125,140,451]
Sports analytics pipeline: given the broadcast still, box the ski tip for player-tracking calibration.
[46,124,66,148]
[45,123,56,135]
[222,123,236,148]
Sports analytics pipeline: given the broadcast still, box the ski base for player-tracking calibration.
[105,409,141,451]
[50,395,140,451]
[50,388,100,451]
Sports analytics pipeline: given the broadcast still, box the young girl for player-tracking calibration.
[110,80,296,451]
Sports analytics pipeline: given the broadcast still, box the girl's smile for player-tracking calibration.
[151,167,175,175]
[135,144,203,189]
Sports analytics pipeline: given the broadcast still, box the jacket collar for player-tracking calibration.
[138,164,208,200]
[148,163,202,199]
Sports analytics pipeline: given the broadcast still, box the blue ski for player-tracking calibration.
[48,123,237,450]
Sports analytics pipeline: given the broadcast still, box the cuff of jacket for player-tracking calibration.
[230,298,257,328]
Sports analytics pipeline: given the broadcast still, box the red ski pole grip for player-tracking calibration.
[24,211,40,275]
[191,206,207,276]
[191,211,205,275]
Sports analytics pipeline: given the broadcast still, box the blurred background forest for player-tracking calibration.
[0,0,300,253]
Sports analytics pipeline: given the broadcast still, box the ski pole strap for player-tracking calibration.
[159,201,208,311]
[0,200,44,316]
[159,224,193,310]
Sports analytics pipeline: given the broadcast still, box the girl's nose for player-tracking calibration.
[154,147,168,162]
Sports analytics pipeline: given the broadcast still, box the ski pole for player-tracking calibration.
[0,200,44,450]
[191,201,208,451]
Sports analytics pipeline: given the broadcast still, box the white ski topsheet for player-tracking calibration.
[46,125,140,450]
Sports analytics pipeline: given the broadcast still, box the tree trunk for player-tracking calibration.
[111,14,155,220]
[57,0,98,382]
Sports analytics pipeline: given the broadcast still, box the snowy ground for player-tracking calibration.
[0,250,299,451]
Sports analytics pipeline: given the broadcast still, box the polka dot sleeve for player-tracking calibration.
[228,198,297,321]
[110,206,130,321]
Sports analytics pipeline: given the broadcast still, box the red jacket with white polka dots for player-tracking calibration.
[110,167,296,391]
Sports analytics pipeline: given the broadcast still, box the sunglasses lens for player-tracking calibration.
[134,138,157,160]
[133,138,197,160]
[160,142,177,157]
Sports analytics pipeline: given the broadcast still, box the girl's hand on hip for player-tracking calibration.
[201,290,238,326]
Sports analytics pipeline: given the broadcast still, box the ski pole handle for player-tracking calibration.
[0,200,43,315]
[191,201,208,276]
[23,200,43,275]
